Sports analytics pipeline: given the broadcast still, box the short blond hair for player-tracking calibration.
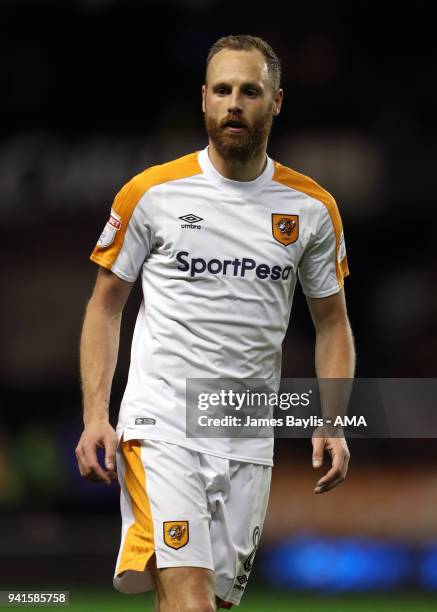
[206,34,281,91]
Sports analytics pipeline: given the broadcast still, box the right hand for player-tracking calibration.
[75,420,118,485]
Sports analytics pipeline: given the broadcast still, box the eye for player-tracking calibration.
[215,87,230,96]
[245,88,260,98]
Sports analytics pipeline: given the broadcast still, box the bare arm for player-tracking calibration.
[75,267,134,484]
[306,288,355,494]
[307,288,355,379]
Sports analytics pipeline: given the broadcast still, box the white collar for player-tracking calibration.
[198,146,274,197]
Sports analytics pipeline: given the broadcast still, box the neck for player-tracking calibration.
[207,141,268,181]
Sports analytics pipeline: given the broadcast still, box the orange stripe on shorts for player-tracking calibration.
[116,440,155,575]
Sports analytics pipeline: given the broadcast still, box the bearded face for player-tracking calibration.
[202,49,282,164]
[204,102,274,162]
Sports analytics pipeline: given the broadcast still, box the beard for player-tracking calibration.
[204,106,273,162]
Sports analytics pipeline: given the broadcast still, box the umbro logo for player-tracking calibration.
[180,214,203,224]
[179,213,203,230]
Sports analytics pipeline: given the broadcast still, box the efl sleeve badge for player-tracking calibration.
[97,209,122,248]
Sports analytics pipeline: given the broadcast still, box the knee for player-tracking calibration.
[180,602,216,612]
[158,598,216,612]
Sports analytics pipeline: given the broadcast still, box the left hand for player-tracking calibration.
[311,429,350,494]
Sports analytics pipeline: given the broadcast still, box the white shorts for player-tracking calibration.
[113,437,271,606]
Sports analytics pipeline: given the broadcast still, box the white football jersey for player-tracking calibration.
[90,147,349,465]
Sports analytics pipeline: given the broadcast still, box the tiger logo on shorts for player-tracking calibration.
[272,214,299,246]
[163,521,189,549]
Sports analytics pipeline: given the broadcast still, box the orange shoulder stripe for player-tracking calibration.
[272,161,349,285]
[91,151,202,270]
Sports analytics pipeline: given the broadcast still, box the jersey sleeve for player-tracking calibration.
[298,199,349,298]
[90,176,155,282]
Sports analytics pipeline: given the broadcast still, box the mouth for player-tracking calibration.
[223,119,247,133]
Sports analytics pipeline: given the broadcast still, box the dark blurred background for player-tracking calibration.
[1,0,437,607]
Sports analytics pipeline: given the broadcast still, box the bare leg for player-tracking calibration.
[149,555,216,612]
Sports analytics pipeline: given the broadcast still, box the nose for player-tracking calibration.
[228,89,243,115]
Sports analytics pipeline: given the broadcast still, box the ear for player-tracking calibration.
[201,84,207,113]
[272,88,283,116]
